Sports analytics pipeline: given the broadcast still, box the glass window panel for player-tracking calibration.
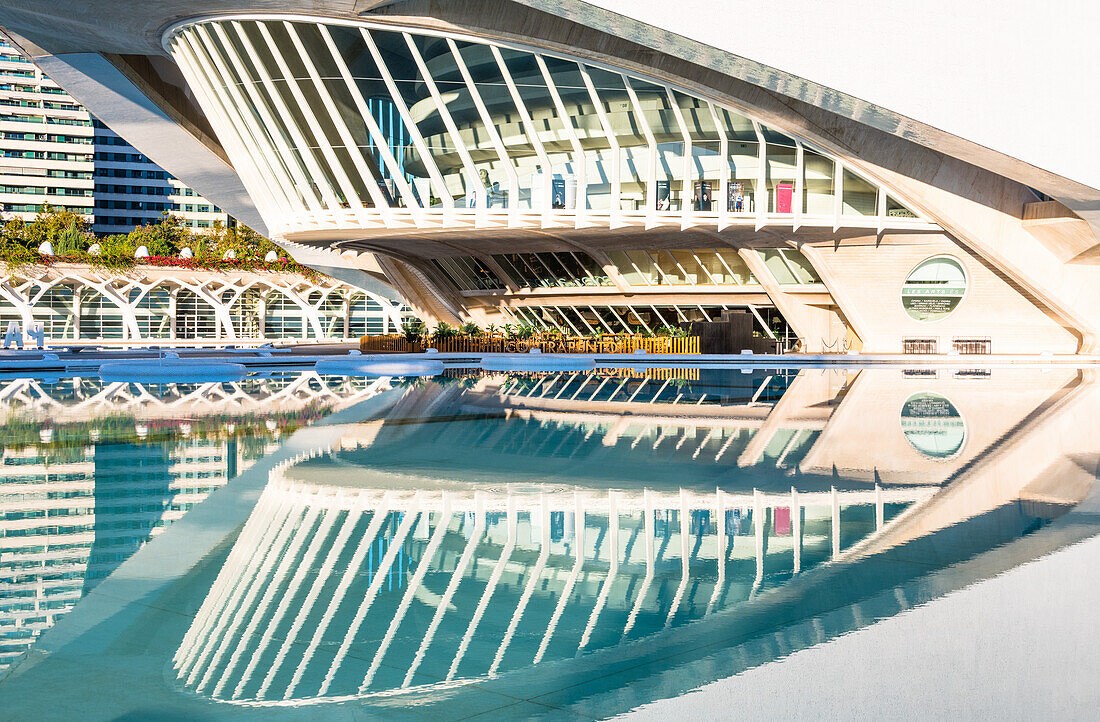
[224,22,315,209]
[715,107,758,212]
[521,253,556,287]
[803,148,835,215]
[571,252,611,286]
[548,252,591,286]
[672,91,720,209]
[399,33,472,205]
[583,67,647,210]
[715,249,756,284]
[780,249,821,284]
[431,258,464,289]
[492,254,535,287]
[294,23,390,205]
[886,195,918,219]
[760,125,797,147]
[427,40,510,209]
[760,249,798,285]
[325,25,423,207]
[134,286,171,339]
[558,305,594,334]
[534,252,574,286]
[693,249,728,284]
[608,250,645,286]
[766,143,797,213]
[32,284,76,340]
[78,290,124,339]
[626,250,660,285]
[547,61,614,210]
[242,21,354,208]
[457,42,539,209]
[902,256,967,322]
[628,78,679,211]
[648,250,682,284]
[539,56,600,210]
[842,168,877,216]
[670,250,708,284]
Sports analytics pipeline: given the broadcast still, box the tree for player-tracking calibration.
[126,212,192,257]
[22,205,93,251]
[98,234,133,257]
[207,219,279,260]
[55,220,86,255]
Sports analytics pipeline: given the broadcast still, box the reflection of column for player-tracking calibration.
[875,484,884,530]
[257,501,365,699]
[831,486,841,558]
[447,497,515,680]
[232,505,340,699]
[535,492,586,663]
[706,490,726,615]
[792,487,802,574]
[323,502,421,695]
[213,506,323,697]
[361,494,452,691]
[579,490,617,651]
[752,488,764,597]
[490,496,549,675]
[622,489,655,640]
[664,488,691,629]
[193,502,305,692]
[175,492,281,673]
[285,501,392,698]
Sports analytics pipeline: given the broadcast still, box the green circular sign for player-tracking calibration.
[902,256,967,322]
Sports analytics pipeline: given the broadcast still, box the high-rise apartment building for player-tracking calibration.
[0,37,230,235]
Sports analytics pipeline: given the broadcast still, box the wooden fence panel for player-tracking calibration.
[361,333,699,355]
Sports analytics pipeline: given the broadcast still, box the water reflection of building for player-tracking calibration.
[173,475,934,704]
[0,439,250,671]
[0,371,390,673]
[169,366,1094,708]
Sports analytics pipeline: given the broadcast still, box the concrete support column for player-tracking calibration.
[738,248,845,352]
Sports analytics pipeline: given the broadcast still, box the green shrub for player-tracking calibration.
[432,321,458,341]
[401,319,426,343]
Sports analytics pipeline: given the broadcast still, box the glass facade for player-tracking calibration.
[430,256,505,291]
[492,252,611,288]
[506,303,789,338]
[606,248,756,286]
[166,19,928,233]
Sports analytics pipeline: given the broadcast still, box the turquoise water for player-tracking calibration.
[0,366,1097,719]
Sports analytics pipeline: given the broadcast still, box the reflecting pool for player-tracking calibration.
[0,366,1098,719]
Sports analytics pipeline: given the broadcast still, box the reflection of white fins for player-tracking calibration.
[414,585,456,612]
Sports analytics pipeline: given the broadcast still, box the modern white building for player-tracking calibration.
[1,3,1096,353]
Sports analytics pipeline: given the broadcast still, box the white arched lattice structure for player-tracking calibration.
[0,263,406,344]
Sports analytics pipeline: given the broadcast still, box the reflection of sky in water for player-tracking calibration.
[1,366,1098,718]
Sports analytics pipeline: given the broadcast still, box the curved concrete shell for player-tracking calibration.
[0,2,1096,353]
